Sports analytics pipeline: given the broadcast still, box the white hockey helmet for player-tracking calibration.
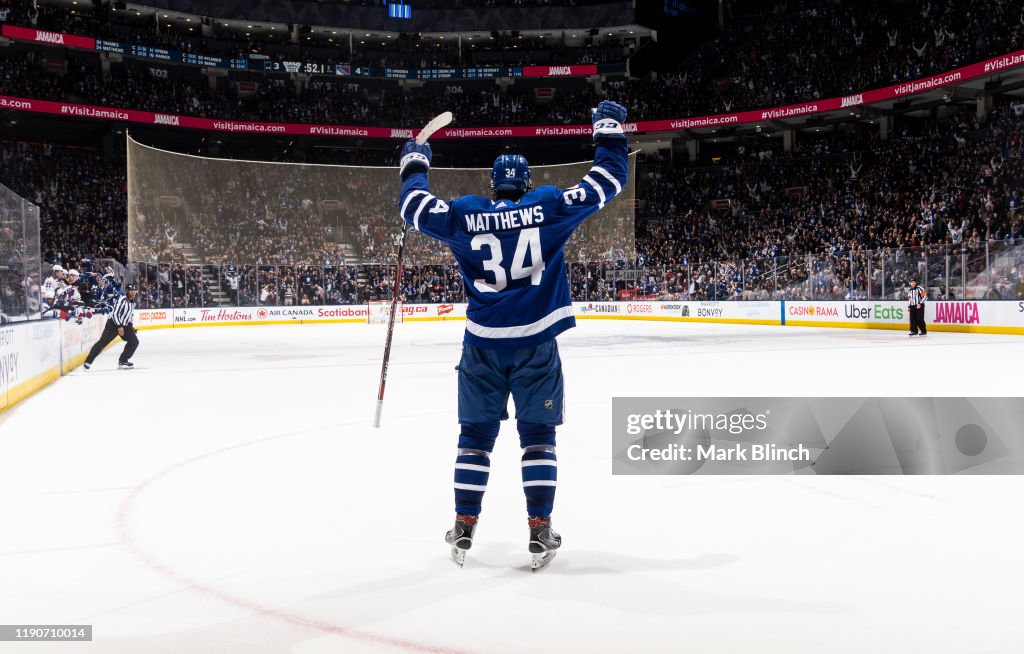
[52,264,65,273]
[67,269,80,278]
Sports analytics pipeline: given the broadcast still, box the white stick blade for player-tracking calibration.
[416,111,453,144]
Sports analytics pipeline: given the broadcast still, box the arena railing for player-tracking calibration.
[124,238,1024,310]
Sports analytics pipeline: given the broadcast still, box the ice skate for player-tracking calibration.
[528,516,561,571]
[118,361,134,369]
[445,514,478,567]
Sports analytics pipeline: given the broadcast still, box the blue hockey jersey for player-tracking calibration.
[399,140,628,350]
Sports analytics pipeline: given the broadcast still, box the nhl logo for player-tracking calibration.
[544,400,553,410]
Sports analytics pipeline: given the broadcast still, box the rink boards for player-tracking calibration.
[3,301,1021,414]
[132,300,1024,335]
[0,314,107,412]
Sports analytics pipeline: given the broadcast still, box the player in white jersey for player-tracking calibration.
[52,269,92,323]
[41,264,66,314]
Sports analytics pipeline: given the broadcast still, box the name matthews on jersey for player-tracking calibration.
[465,205,545,232]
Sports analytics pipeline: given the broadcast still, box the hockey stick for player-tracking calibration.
[374,111,454,428]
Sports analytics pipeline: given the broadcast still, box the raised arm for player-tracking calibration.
[397,140,458,243]
[556,100,630,225]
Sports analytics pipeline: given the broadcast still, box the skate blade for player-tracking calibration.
[531,550,557,572]
[450,547,466,567]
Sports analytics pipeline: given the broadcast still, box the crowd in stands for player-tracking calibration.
[2,0,1024,309]
[0,141,126,266]
[3,93,1022,310]
[1,0,1021,128]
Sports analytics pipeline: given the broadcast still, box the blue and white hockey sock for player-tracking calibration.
[518,422,557,518]
[454,422,498,516]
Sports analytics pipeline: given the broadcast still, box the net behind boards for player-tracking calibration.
[127,137,635,267]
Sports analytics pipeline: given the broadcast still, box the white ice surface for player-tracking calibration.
[1,321,1022,653]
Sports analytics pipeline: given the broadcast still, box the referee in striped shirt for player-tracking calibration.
[84,284,139,369]
[907,277,927,336]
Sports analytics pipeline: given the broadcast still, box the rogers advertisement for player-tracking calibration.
[2,46,1021,138]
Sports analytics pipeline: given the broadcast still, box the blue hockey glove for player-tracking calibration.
[399,139,432,179]
[591,100,628,141]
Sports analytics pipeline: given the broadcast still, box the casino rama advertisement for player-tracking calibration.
[784,300,1024,333]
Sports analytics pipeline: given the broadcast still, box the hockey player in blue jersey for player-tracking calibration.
[89,272,122,314]
[398,100,629,569]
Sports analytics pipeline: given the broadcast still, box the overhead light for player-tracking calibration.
[186,18,191,22]
[248,25,253,28]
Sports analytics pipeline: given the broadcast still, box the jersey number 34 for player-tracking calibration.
[470,227,545,293]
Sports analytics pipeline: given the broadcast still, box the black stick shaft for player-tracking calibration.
[374,221,408,427]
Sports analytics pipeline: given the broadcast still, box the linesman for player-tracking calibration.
[907,277,927,336]
[84,284,140,369]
